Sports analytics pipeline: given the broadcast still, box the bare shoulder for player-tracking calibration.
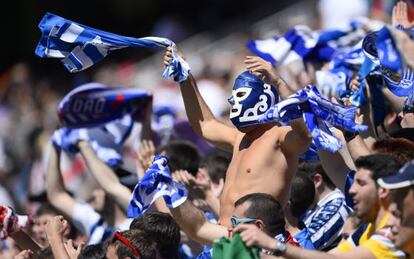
[269,125,293,141]
[273,125,310,155]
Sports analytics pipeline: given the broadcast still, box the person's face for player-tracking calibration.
[349,168,380,222]
[396,187,414,229]
[391,187,414,229]
[32,213,54,246]
[88,189,106,212]
[341,216,358,241]
[388,198,414,252]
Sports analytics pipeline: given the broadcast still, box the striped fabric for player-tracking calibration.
[35,12,189,82]
[258,85,367,152]
[362,227,407,258]
[128,155,188,218]
[247,19,369,66]
[363,25,414,97]
[381,67,414,97]
[302,189,352,250]
[0,206,30,240]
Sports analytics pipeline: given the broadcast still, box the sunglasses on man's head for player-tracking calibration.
[230,215,257,228]
[111,231,141,258]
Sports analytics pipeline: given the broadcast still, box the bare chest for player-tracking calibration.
[228,132,284,179]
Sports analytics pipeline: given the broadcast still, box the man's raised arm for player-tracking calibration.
[45,143,77,220]
[164,47,237,151]
[77,141,131,212]
[244,55,312,154]
[168,199,228,245]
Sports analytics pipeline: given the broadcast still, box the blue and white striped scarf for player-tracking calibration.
[247,19,368,66]
[365,25,414,97]
[35,12,190,82]
[316,46,365,98]
[301,189,352,250]
[376,25,414,97]
[259,86,367,152]
[128,155,188,218]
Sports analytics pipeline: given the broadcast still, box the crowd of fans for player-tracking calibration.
[1,0,414,258]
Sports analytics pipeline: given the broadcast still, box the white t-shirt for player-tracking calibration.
[72,203,132,244]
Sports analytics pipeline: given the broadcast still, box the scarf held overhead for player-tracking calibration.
[35,12,190,82]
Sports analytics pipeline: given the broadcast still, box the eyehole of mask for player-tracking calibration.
[236,92,246,98]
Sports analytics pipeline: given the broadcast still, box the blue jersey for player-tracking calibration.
[301,189,352,250]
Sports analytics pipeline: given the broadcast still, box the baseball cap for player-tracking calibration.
[378,159,414,189]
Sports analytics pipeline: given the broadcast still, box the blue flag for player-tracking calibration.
[128,155,188,218]
[35,12,190,82]
[58,82,150,128]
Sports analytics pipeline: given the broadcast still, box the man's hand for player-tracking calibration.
[195,168,212,192]
[349,76,360,92]
[64,239,83,259]
[14,249,34,259]
[244,56,282,86]
[392,1,414,28]
[163,46,186,67]
[135,140,156,179]
[45,216,69,240]
[233,224,276,251]
[173,169,211,192]
[173,170,197,187]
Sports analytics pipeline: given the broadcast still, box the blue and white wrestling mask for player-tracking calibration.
[228,71,279,129]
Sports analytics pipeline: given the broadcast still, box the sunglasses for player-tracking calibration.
[230,215,257,228]
[111,231,141,258]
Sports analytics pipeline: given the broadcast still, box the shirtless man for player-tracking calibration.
[163,48,312,227]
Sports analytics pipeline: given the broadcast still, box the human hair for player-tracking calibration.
[115,230,157,259]
[200,148,231,183]
[157,140,200,176]
[79,243,107,259]
[298,162,335,189]
[289,171,316,218]
[372,137,414,164]
[389,128,414,143]
[36,202,60,216]
[354,154,402,183]
[234,193,285,236]
[130,212,180,259]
